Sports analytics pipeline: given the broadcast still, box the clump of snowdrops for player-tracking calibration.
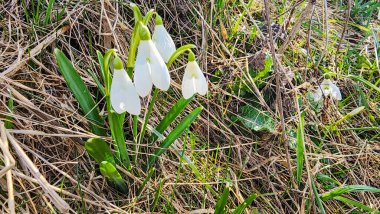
[54,3,207,192]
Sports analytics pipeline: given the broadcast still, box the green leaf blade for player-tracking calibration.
[85,138,115,166]
[214,183,231,214]
[296,111,305,185]
[100,161,128,193]
[231,192,257,214]
[147,106,202,169]
[149,97,194,143]
[54,48,105,136]
[321,185,380,201]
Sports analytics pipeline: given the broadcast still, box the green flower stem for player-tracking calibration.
[135,88,159,162]
[143,9,155,25]
[133,115,138,161]
[166,44,196,68]
[130,3,143,24]
[103,49,116,96]
[127,5,146,159]
[126,24,141,73]
[102,50,131,170]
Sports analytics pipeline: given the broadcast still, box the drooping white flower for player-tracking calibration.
[181,53,208,99]
[110,57,141,115]
[313,79,342,102]
[152,15,176,63]
[134,24,171,97]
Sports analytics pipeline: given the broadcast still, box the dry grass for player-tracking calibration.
[0,0,379,213]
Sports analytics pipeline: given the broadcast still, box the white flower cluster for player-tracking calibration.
[313,78,342,102]
[110,15,208,115]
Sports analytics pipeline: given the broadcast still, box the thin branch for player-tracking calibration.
[334,0,351,69]
[263,0,294,191]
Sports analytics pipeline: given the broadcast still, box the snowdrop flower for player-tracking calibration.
[134,23,171,97]
[110,56,141,115]
[181,52,208,99]
[313,78,342,102]
[152,15,176,63]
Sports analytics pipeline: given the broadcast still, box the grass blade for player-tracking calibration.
[171,143,217,195]
[54,48,106,136]
[136,167,155,197]
[311,177,326,214]
[231,192,257,214]
[321,185,380,201]
[149,97,194,143]
[151,178,165,212]
[347,74,380,93]
[44,0,55,25]
[147,106,202,169]
[214,183,231,214]
[334,196,378,213]
[296,111,305,185]
[5,90,14,129]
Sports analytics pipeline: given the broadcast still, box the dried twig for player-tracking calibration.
[278,0,315,55]
[6,130,71,213]
[335,0,351,68]
[263,0,293,186]
[0,122,15,214]
[0,25,70,78]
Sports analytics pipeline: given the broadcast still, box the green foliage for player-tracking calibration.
[44,0,55,25]
[214,183,231,214]
[147,107,203,169]
[350,0,380,26]
[234,105,275,132]
[5,91,13,129]
[335,196,379,213]
[54,48,106,136]
[252,54,273,87]
[321,185,380,201]
[296,111,305,185]
[100,161,128,194]
[151,178,165,212]
[136,168,155,197]
[234,53,273,96]
[167,44,197,68]
[348,74,380,94]
[85,138,115,166]
[307,91,323,113]
[316,173,340,190]
[149,97,194,143]
[231,192,257,214]
[311,178,326,214]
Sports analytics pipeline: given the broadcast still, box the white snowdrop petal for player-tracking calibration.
[136,41,151,64]
[134,62,152,97]
[148,41,171,91]
[329,82,342,100]
[192,61,208,96]
[110,69,141,115]
[182,78,196,99]
[152,25,176,63]
[313,88,323,102]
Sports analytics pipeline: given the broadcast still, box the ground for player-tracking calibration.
[0,0,380,213]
